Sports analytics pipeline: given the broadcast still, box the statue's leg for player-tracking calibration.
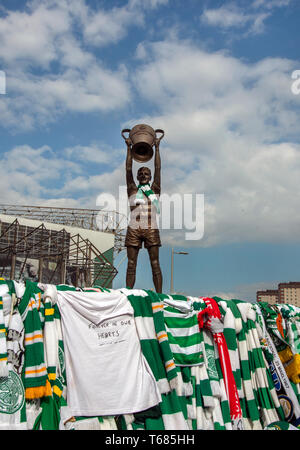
[126,246,139,289]
[147,245,163,293]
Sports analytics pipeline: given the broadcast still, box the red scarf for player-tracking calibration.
[198,297,243,429]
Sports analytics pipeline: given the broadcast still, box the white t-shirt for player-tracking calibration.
[56,289,161,417]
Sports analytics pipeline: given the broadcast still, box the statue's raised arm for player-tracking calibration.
[125,139,136,194]
[152,141,161,194]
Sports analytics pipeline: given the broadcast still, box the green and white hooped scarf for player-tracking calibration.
[0,296,8,378]
[135,184,160,214]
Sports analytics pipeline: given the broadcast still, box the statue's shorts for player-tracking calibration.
[125,226,161,249]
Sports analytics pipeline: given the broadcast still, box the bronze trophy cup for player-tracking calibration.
[122,124,164,163]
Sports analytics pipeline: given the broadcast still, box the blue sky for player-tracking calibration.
[0,0,300,300]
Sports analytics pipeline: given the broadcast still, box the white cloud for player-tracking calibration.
[252,0,292,9]
[0,143,111,207]
[64,144,120,165]
[129,0,169,8]
[200,3,270,35]
[0,142,128,213]
[132,41,298,141]
[0,0,172,130]
[201,4,251,29]
[200,0,292,36]
[125,39,300,247]
[0,0,136,130]
[81,6,141,47]
[0,1,76,69]
[61,166,125,197]
[2,61,131,130]
[67,0,169,48]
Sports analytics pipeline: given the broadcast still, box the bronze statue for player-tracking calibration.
[122,124,164,293]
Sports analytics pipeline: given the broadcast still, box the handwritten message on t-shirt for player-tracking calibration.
[88,318,132,347]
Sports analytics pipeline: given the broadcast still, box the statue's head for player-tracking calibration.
[137,166,151,185]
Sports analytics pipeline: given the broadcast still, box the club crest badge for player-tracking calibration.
[0,370,25,414]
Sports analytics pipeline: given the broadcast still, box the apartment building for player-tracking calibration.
[257,282,300,307]
[278,282,300,307]
[256,289,279,305]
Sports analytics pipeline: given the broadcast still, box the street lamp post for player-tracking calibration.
[170,248,189,294]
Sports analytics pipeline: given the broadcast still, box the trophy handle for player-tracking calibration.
[121,128,131,143]
[155,129,164,145]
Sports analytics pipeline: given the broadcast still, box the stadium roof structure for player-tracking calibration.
[0,204,127,254]
[0,204,129,288]
[0,218,118,287]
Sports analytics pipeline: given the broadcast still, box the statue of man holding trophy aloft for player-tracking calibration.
[122,124,164,293]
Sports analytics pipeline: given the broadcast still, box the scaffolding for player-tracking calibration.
[0,218,118,288]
